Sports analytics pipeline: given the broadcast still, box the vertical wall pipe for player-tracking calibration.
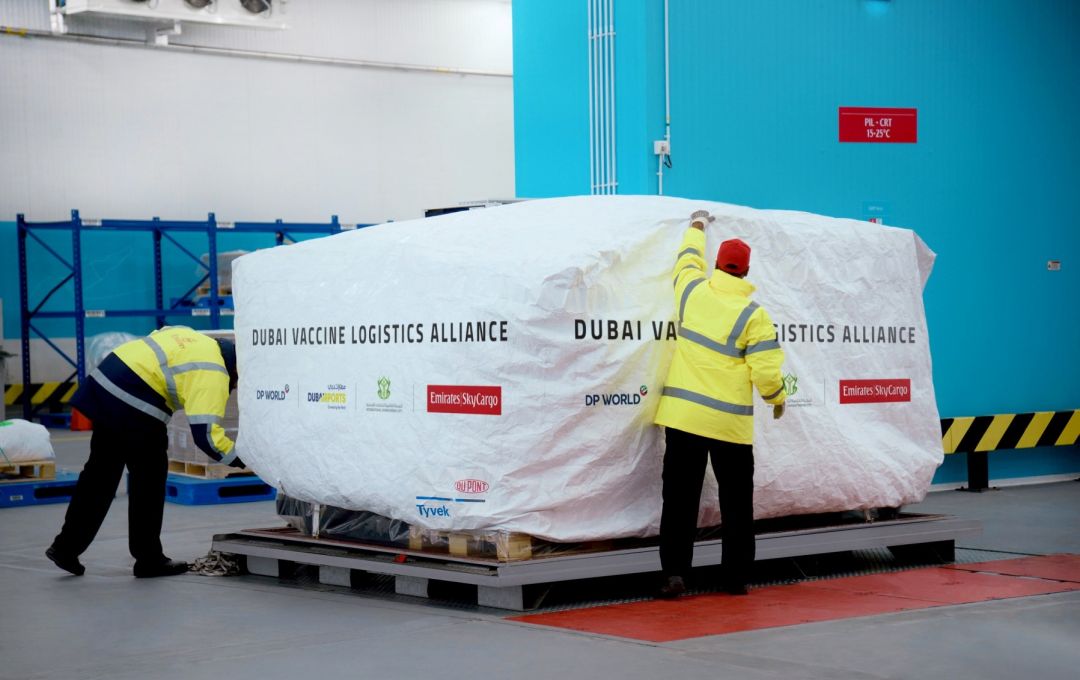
[587,0,595,195]
[587,0,616,195]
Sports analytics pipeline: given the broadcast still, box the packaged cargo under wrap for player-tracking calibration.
[233,196,942,542]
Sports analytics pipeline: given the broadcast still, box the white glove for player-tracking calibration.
[773,402,786,420]
[689,210,715,229]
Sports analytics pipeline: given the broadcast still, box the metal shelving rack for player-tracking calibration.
[16,210,369,421]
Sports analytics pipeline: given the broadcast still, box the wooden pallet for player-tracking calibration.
[0,459,57,482]
[407,526,534,561]
[405,527,617,563]
[167,459,253,480]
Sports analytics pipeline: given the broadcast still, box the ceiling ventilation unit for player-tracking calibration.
[52,0,289,31]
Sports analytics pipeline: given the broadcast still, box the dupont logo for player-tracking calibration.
[427,385,502,415]
[839,379,911,404]
[455,479,490,494]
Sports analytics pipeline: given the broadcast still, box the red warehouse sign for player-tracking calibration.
[839,379,911,404]
[839,107,917,143]
[427,385,502,415]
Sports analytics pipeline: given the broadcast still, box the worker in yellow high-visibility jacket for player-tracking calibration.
[47,327,242,578]
[654,210,786,598]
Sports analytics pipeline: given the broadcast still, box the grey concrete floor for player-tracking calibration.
[1,432,1077,680]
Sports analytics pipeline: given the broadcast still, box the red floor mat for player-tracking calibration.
[510,555,1080,643]
[944,554,1080,583]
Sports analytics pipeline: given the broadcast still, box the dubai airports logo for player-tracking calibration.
[305,383,349,411]
[366,376,404,414]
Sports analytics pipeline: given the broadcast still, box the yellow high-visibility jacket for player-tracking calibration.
[654,227,786,444]
[77,327,237,463]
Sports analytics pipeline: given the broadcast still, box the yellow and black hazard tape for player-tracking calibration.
[4,382,79,408]
[941,410,1079,454]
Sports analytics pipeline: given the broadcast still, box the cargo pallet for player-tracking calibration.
[212,512,982,611]
[124,473,276,505]
[165,474,275,505]
[0,471,78,508]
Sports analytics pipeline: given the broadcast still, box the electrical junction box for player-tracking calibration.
[54,0,290,31]
[653,140,671,156]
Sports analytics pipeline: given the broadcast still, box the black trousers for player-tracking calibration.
[52,422,169,564]
[659,427,755,587]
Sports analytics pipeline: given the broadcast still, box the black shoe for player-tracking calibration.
[723,583,749,596]
[133,559,189,578]
[46,545,85,576]
[656,575,686,599]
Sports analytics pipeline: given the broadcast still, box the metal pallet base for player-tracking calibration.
[212,513,982,611]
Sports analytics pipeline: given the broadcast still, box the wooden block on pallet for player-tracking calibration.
[448,533,471,557]
[407,525,425,551]
[0,459,56,482]
[495,533,533,561]
[167,458,253,480]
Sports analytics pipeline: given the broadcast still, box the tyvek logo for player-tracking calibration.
[377,377,391,400]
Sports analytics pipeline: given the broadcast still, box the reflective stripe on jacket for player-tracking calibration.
[99,327,236,463]
[654,227,786,444]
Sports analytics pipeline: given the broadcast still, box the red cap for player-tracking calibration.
[716,238,751,276]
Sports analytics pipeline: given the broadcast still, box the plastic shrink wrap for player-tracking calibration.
[234,196,942,542]
[0,419,55,463]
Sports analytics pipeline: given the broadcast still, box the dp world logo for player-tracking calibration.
[782,374,798,397]
[377,377,391,400]
[639,385,648,397]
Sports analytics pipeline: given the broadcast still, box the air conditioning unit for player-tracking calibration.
[53,0,290,31]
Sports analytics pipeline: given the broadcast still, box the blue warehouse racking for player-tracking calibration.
[15,210,371,422]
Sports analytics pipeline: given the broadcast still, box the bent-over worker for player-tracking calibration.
[47,326,243,577]
[654,210,786,598]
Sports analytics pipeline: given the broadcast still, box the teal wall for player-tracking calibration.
[513,0,1080,419]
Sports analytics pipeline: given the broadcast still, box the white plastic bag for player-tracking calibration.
[86,332,138,370]
[0,419,55,463]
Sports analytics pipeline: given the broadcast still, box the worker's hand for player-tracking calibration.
[773,402,786,420]
[228,456,247,469]
[689,210,714,230]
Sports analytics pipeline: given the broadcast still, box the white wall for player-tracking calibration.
[0,0,515,223]
[0,0,514,386]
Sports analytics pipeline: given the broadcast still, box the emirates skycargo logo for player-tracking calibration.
[427,385,502,415]
[839,379,911,404]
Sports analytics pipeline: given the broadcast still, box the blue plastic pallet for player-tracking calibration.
[0,472,78,508]
[163,473,276,506]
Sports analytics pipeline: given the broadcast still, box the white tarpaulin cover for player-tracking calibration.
[0,419,55,463]
[234,196,942,542]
